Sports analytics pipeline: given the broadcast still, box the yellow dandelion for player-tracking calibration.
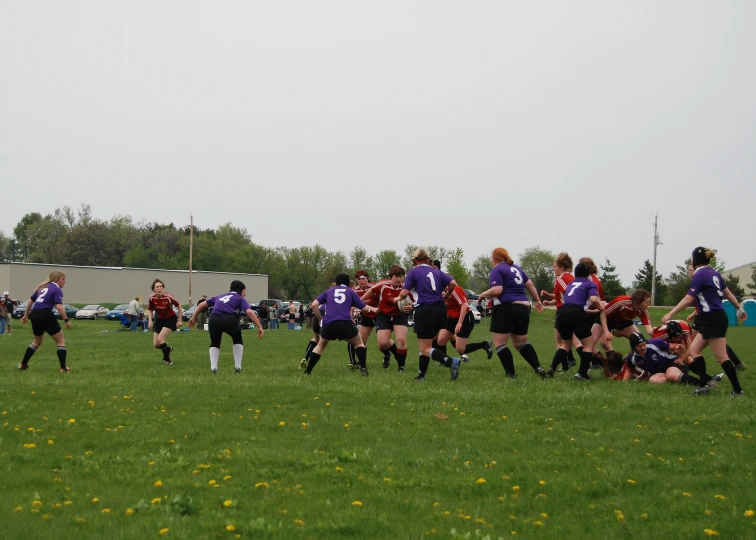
[714,494,727,500]
[91,498,99,503]
[48,440,54,445]
[224,475,231,481]
[23,443,37,449]
[534,521,543,526]
[42,514,51,520]
[352,501,363,507]
[208,479,217,485]
[223,500,233,508]
[226,525,236,532]
[344,424,350,428]
[616,511,625,522]
[512,486,520,492]
[126,508,135,515]
[64,501,72,506]
[745,510,754,517]
[75,517,85,523]
[151,498,162,504]
[704,529,719,536]
[169,440,175,444]
[279,421,286,426]
[540,513,548,518]
[384,477,391,483]
[68,419,75,424]
[294,519,304,526]
[336,467,343,472]
[154,480,163,487]
[627,479,637,485]
[192,470,199,474]
[538,480,546,486]
[642,513,648,519]
[476,478,486,484]
[159,528,169,535]
[101,508,111,513]
[706,509,712,516]
[14,506,23,512]
[682,492,691,497]
[511,532,517,536]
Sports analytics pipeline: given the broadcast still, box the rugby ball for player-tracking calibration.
[397,296,413,313]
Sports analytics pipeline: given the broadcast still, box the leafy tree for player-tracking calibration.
[600,259,626,300]
[664,262,691,305]
[444,248,469,289]
[401,245,449,270]
[0,230,9,261]
[12,212,43,261]
[748,266,756,296]
[30,213,70,264]
[725,274,745,303]
[517,246,555,298]
[373,250,401,280]
[469,255,491,293]
[634,259,666,305]
[349,246,375,279]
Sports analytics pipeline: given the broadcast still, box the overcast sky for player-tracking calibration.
[2,1,754,284]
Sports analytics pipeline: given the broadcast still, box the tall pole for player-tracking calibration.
[189,214,194,306]
[651,214,660,305]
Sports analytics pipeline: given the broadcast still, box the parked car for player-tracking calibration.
[237,303,262,325]
[13,301,28,319]
[468,304,482,324]
[464,289,480,301]
[183,302,215,321]
[75,305,110,320]
[54,304,80,319]
[259,299,284,317]
[106,303,144,320]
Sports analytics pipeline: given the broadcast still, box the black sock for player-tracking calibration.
[497,345,515,376]
[396,348,407,369]
[578,350,593,376]
[550,348,568,371]
[356,346,367,368]
[305,352,321,373]
[418,355,430,377]
[576,346,584,357]
[347,343,356,364]
[726,345,743,367]
[721,360,742,393]
[689,356,710,386]
[21,344,37,365]
[678,373,701,386]
[463,342,485,354]
[304,340,317,360]
[389,343,398,358]
[430,347,449,365]
[517,342,541,372]
[57,346,67,369]
[565,349,575,369]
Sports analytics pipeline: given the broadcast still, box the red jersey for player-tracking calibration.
[356,283,378,318]
[651,320,692,348]
[444,285,468,318]
[148,292,180,320]
[604,296,650,326]
[370,281,412,317]
[553,273,575,308]
[590,275,605,301]
[612,363,650,381]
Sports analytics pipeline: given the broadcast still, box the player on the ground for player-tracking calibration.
[147,279,183,365]
[18,270,72,372]
[188,280,264,373]
[592,290,652,359]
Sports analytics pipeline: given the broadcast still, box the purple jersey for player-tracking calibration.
[402,265,453,305]
[625,338,677,374]
[316,285,365,326]
[30,282,64,312]
[206,292,250,315]
[489,262,529,304]
[562,277,598,310]
[688,267,726,313]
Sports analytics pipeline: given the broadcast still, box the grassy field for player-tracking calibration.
[1,308,754,539]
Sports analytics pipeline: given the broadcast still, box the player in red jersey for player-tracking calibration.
[592,289,652,359]
[348,270,385,369]
[147,279,183,365]
[360,265,412,371]
[436,283,492,362]
[540,252,583,372]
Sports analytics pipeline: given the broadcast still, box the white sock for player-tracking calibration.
[233,344,244,369]
[209,347,220,370]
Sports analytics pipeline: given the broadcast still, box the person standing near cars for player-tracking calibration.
[0,298,6,335]
[128,296,141,331]
[3,292,15,335]
[195,295,209,330]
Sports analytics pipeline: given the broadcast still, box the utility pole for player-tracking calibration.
[651,214,661,305]
[189,214,194,306]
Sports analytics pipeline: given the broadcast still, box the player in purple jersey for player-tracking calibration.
[393,248,462,382]
[304,274,379,376]
[663,247,747,396]
[18,270,72,372]
[189,280,264,373]
[545,262,610,380]
[477,247,546,379]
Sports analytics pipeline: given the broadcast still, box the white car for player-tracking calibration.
[468,304,482,323]
[75,305,109,320]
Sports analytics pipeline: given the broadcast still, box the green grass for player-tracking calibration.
[1,308,755,539]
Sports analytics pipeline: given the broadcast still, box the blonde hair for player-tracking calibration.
[38,270,66,291]
[492,248,514,265]
[411,247,430,264]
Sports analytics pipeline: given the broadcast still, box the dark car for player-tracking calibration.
[237,303,262,326]
[54,304,80,319]
[13,301,28,319]
[106,303,144,320]
[183,303,213,321]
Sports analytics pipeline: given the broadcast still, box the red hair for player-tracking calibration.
[492,248,513,265]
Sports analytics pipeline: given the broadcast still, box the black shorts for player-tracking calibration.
[154,314,178,334]
[360,315,376,329]
[320,320,358,341]
[413,302,447,339]
[375,312,409,331]
[606,319,635,332]
[690,317,700,332]
[313,317,321,335]
[444,312,475,339]
[696,310,728,340]
[208,313,243,347]
[490,303,530,336]
[556,305,594,341]
[30,310,61,337]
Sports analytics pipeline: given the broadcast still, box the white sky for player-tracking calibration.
[2,1,754,284]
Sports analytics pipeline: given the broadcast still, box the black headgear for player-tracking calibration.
[629,332,646,349]
[666,320,682,338]
[574,262,590,278]
[691,247,710,266]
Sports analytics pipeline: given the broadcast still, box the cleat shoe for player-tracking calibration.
[234,368,242,373]
[707,373,724,387]
[537,367,548,379]
[303,370,312,376]
[60,366,70,372]
[692,385,711,396]
[163,359,173,365]
[347,362,359,370]
[383,356,390,369]
[450,357,460,381]
[484,340,493,360]
[730,390,744,397]
[736,363,747,371]
[574,372,591,381]
[300,358,308,369]
[18,363,29,370]
[360,367,369,377]
[398,367,405,373]
[461,354,470,363]
[211,369,217,374]
[567,358,577,369]
[414,375,426,382]
[506,373,517,380]
[545,367,555,378]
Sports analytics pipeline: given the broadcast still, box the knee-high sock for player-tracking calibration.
[347,343,356,364]
[578,350,593,376]
[550,348,568,371]
[430,347,451,366]
[566,348,575,368]
[158,342,171,360]
[396,348,407,369]
[721,359,742,393]
[306,352,322,373]
[497,345,515,376]
[689,356,711,386]
[463,342,485,354]
[726,344,743,367]
[233,344,244,369]
[356,346,367,368]
[304,340,317,360]
[678,373,701,386]
[418,354,430,377]
[57,346,67,369]
[388,343,398,358]
[21,344,38,365]
[517,342,541,372]
[209,347,220,370]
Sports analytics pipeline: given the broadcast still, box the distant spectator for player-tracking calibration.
[299,305,305,325]
[128,296,141,331]
[3,292,15,335]
[0,299,6,335]
[195,294,209,330]
[269,305,279,329]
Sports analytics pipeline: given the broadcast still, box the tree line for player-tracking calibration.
[0,205,752,304]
